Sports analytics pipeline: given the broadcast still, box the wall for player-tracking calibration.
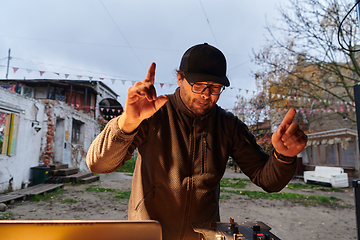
[0,87,100,192]
[0,87,45,192]
[40,100,99,172]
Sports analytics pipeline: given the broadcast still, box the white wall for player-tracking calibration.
[45,101,98,172]
[0,88,100,192]
[0,88,45,192]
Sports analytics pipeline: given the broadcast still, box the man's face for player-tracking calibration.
[177,72,221,116]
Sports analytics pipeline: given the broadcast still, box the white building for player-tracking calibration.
[0,79,122,192]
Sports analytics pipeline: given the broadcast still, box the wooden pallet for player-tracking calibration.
[80,175,100,184]
[51,167,79,176]
[62,172,93,183]
[0,193,26,204]
[0,183,63,204]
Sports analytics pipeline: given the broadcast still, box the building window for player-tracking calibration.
[0,111,19,155]
[327,145,337,165]
[71,119,84,144]
[22,87,33,98]
[50,87,66,102]
[339,139,356,167]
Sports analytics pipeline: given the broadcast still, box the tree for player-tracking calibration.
[234,93,268,125]
[251,0,360,131]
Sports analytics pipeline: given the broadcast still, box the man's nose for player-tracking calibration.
[201,86,211,98]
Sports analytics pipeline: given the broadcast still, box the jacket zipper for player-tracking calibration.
[179,119,196,239]
[201,133,207,174]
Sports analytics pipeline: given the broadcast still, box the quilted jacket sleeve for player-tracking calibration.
[86,117,143,173]
[231,117,297,193]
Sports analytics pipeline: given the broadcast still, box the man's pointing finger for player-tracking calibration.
[146,62,156,85]
[280,109,296,129]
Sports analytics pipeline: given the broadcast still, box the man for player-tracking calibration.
[86,43,307,240]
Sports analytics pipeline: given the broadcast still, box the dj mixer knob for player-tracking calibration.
[193,217,281,240]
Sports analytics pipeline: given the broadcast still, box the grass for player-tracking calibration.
[86,186,131,201]
[61,198,78,203]
[86,186,118,193]
[114,191,131,200]
[286,182,344,192]
[220,195,231,200]
[221,189,341,207]
[115,158,136,173]
[220,178,250,188]
[0,211,12,220]
[219,178,346,207]
[30,187,63,202]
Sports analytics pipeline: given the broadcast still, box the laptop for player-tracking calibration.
[0,220,162,240]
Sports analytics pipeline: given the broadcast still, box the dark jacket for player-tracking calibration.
[86,88,297,240]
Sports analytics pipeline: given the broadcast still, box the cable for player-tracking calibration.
[228,60,250,72]
[99,0,145,69]
[337,0,360,52]
[199,0,219,47]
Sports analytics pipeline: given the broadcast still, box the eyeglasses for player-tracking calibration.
[186,79,225,95]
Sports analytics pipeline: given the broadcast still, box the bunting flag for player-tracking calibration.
[2,64,273,98]
[3,63,358,111]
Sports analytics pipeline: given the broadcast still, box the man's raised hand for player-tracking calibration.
[271,109,308,157]
[118,62,168,133]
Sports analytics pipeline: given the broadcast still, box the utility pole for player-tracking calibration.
[6,48,11,79]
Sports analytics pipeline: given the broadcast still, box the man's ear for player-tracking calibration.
[176,72,183,87]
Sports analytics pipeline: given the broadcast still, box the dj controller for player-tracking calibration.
[193,217,281,240]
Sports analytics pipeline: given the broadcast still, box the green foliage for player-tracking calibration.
[220,178,250,189]
[115,158,136,173]
[0,211,13,220]
[286,183,344,193]
[220,195,231,200]
[86,186,131,201]
[30,187,63,202]
[221,189,341,207]
[61,198,78,203]
[114,191,131,200]
[86,186,118,193]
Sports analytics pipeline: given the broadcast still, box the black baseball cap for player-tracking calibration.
[179,43,230,87]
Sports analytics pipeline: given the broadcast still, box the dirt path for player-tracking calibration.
[2,169,357,240]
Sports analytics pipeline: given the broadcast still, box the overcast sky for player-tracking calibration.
[0,0,286,110]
